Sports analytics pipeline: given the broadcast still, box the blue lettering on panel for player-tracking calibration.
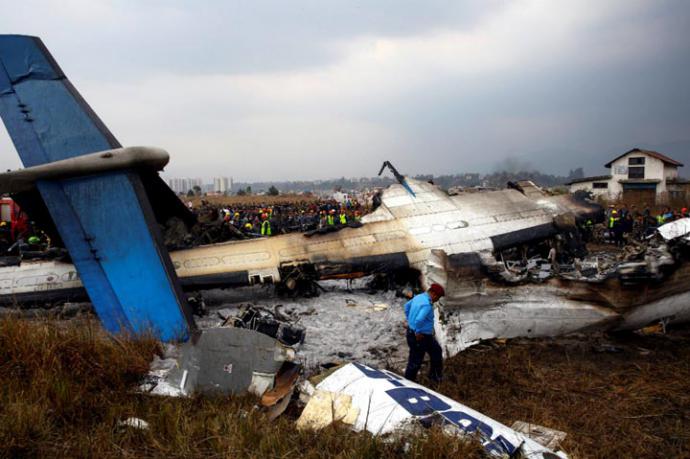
[352,363,518,456]
[385,387,451,416]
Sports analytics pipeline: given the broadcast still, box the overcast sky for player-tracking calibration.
[1,0,689,181]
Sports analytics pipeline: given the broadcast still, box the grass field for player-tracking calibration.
[0,317,481,458]
[188,194,325,207]
[1,316,688,458]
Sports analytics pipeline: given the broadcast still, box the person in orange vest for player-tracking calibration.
[260,213,272,236]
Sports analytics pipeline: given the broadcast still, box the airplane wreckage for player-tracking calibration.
[0,34,689,457]
[2,35,690,354]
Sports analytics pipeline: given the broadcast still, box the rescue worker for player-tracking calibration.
[656,207,670,226]
[260,213,272,236]
[0,221,11,253]
[339,209,347,225]
[608,210,619,230]
[327,209,336,226]
[354,210,362,222]
[609,210,619,244]
[582,218,594,242]
[403,283,445,383]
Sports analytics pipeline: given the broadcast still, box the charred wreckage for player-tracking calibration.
[4,171,690,356]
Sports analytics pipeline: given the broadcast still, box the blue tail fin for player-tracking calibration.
[0,35,193,341]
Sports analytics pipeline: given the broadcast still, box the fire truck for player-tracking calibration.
[0,197,28,241]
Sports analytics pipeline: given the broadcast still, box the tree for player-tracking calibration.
[245,186,252,195]
[267,185,279,196]
[236,189,246,196]
[186,189,194,197]
[567,167,584,180]
[193,185,202,196]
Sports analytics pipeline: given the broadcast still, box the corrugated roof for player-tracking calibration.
[667,178,690,185]
[604,148,684,168]
[565,175,611,185]
[618,179,661,184]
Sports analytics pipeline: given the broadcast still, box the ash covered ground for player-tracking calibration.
[196,278,409,372]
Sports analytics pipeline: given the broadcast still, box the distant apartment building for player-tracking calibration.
[167,177,203,194]
[567,148,690,203]
[213,177,231,194]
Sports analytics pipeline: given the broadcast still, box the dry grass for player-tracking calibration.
[0,317,482,459]
[425,329,690,459]
[189,194,323,207]
[4,316,689,458]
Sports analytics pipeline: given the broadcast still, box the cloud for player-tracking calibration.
[0,0,689,180]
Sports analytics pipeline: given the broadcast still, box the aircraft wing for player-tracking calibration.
[0,35,193,340]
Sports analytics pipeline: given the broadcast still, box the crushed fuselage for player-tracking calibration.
[2,178,689,358]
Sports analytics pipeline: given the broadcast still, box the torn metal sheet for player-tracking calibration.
[311,362,568,458]
[656,217,690,241]
[148,327,297,396]
[261,361,301,420]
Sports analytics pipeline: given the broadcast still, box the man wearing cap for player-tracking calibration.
[403,283,445,383]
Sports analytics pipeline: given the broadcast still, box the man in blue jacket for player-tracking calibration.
[403,283,445,383]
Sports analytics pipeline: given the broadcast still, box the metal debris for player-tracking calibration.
[307,362,568,458]
[511,421,567,451]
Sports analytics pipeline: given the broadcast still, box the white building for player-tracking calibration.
[567,148,686,203]
[213,177,230,194]
[167,177,203,194]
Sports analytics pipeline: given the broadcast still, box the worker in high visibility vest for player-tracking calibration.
[261,213,272,236]
[327,209,336,226]
[339,210,347,225]
[608,210,619,229]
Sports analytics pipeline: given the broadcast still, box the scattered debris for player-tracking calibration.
[372,302,389,311]
[511,421,567,450]
[118,418,149,430]
[296,389,359,431]
[260,362,301,420]
[223,305,305,346]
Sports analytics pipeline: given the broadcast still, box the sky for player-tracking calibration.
[0,0,689,181]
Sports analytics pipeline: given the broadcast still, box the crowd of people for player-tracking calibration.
[191,196,371,240]
[0,219,54,257]
[599,204,690,246]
